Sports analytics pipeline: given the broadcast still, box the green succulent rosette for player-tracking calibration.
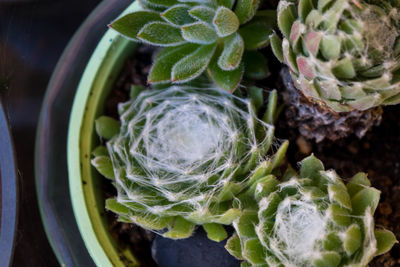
[110,0,276,91]
[226,155,397,266]
[92,85,288,241]
[271,0,400,112]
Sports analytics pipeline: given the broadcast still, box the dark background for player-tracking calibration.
[0,1,101,266]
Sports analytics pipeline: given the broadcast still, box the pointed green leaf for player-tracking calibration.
[270,33,284,62]
[109,11,162,41]
[218,0,235,8]
[375,229,398,256]
[243,51,269,80]
[95,116,120,139]
[189,6,216,23]
[248,86,263,110]
[263,90,278,125]
[148,44,198,83]
[351,187,380,215]
[92,156,115,180]
[218,33,244,70]
[347,173,371,198]
[330,203,352,227]
[313,251,341,267]
[172,43,217,83]
[163,217,195,239]
[344,224,362,256]
[236,211,258,237]
[270,140,289,170]
[225,234,243,259]
[215,208,241,224]
[239,13,275,50]
[321,35,341,60]
[92,146,108,157]
[181,22,218,44]
[328,183,352,210]
[138,22,185,46]
[213,6,240,37]
[277,1,296,38]
[332,57,356,79]
[243,238,265,265]
[208,49,244,92]
[254,175,279,201]
[282,39,298,72]
[259,192,282,219]
[106,198,131,215]
[324,233,343,251]
[300,154,324,181]
[134,214,172,230]
[299,0,313,22]
[234,0,260,24]
[203,223,228,242]
[161,4,195,25]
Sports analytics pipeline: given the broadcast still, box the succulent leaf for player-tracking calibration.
[274,0,400,112]
[181,22,218,44]
[111,0,276,91]
[95,116,120,140]
[171,43,217,82]
[213,6,240,37]
[138,22,185,46]
[148,44,199,83]
[109,11,162,41]
[228,155,396,266]
[218,33,244,70]
[161,5,195,25]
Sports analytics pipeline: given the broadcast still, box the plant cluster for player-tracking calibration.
[93,85,288,241]
[90,0,399,266]
[110,0,276,91]
[226,155,396,266]
[271,0,400,112]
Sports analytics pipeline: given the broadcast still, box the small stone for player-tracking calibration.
[296,136,312,155]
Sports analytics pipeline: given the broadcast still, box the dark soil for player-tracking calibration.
[102,43,400,266]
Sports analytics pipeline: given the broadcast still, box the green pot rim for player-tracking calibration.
[67,2,141,266]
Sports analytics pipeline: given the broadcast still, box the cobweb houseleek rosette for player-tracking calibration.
[271,0,400,112]
[226,155,397,267]
[109,0,276,92]
[92,85,288,241]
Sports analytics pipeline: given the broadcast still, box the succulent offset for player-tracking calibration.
[92,85,288,240]
[271,0,400,112]
[226,155,397,266]
[110,0,276,91]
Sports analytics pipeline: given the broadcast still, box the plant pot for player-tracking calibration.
[35,1,133,266]
[67,2,141,266]
[0,100,19,267]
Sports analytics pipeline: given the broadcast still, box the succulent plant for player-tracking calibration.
[92,85,288,241]
[271,0,400,112]
[281,68,383,142]
[110,0,276,91]
[226,155,397,266]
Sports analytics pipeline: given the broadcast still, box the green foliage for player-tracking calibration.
[110,0,276,91]
[227,154,397,266]
[92,86,285,240]
[273,0,400,112]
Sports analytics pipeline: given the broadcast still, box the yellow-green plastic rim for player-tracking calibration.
[68,2,141,266]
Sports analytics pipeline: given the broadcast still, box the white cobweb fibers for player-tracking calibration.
[107,86,275,221]
[263,181,329,267]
